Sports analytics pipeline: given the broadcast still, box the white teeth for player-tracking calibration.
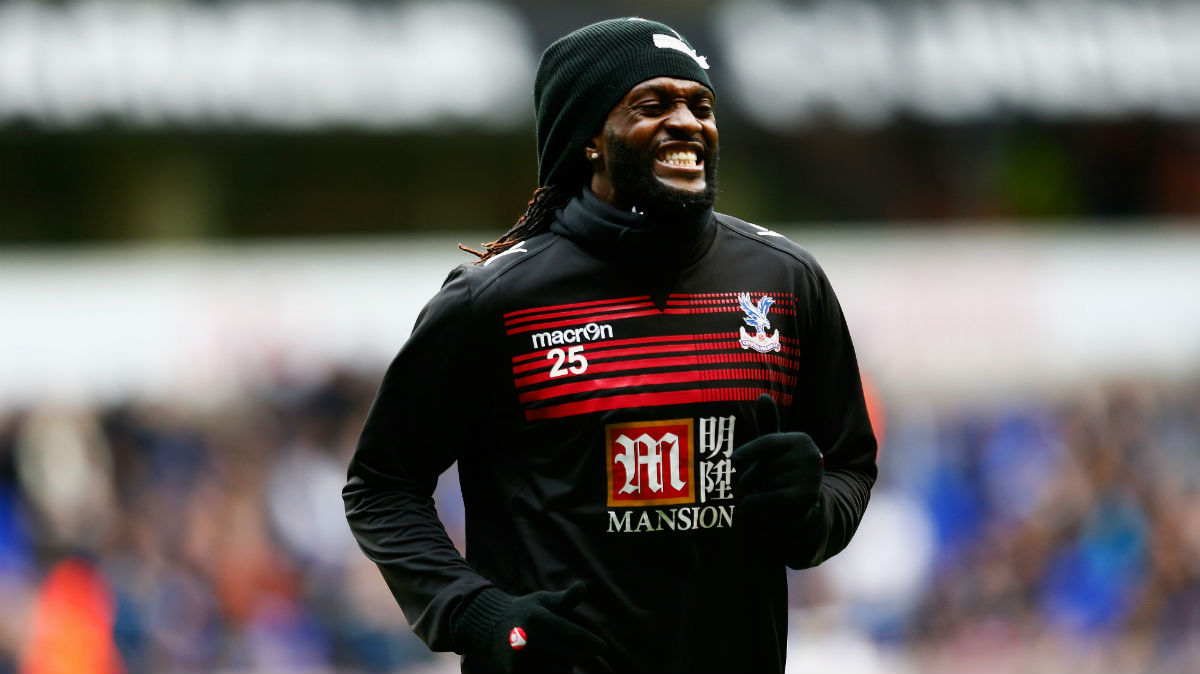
[661,151,698,167]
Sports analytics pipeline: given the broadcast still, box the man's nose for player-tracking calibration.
[664,103,703,134]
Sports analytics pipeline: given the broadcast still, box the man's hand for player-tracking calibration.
[454,581,608,672]
[731,394,825,559]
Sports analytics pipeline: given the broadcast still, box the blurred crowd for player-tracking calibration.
[1,370,1199,673]
[0,370,449,673]
[890,379,1200,673]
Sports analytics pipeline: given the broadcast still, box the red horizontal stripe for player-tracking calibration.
[665,299,730,306]
[666,296,794,304]
[525,387,793,421]
[663,294,796,315]
[518,367,797,403]
[511,332,742,364]
[667,292,790,299]
[514,342,697,374]
[505,309,662,336]
[663,301,796,310]
[504,301,656,327]
[512,339,800,374]
[513,352,798,388]
[663,306,797,316]
[503,295,649,321]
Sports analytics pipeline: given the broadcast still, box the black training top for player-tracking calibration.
[344,189,878,673]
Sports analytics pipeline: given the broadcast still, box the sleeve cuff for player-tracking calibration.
[787,496,831,570]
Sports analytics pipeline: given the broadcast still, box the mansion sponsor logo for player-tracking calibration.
[605,415,738,534]
[607,504,734,533]
[530,322,613,349]
[606,419,694,507]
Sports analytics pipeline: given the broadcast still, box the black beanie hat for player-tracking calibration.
[534,17,714,189]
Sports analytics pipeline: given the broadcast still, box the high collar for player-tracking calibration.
[550,188,716,269]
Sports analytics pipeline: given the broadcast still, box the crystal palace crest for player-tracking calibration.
[737,293,782,353]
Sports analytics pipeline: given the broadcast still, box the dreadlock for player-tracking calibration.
[459,186,572,264]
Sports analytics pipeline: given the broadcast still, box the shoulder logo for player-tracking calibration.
[737,293,782,353]
[652,33,709,70]
[482,241,528,267]
[748,223,784,238]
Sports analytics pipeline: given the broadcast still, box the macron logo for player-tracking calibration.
[652,34,709,70]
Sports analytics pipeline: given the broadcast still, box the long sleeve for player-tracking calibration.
[787,258,879,570]
[342,267,493,652]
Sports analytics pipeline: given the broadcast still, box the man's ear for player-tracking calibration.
[586,129,605,159]
[586,128,616,205]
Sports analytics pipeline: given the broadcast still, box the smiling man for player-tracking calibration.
[589,75,717,219]
[344,18,877,673]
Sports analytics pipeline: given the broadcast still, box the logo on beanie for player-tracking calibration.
[652,34,709,70]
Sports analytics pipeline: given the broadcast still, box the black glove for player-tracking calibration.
[731,394,825,563]
[452,581,608,673]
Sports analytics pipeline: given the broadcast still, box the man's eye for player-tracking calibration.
[693,105,714,117]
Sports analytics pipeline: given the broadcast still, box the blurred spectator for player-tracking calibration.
[2,370,1199,672]
[20,558,123,674]
[900,380,1200,673]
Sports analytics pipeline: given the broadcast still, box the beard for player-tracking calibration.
[604,131,718,221]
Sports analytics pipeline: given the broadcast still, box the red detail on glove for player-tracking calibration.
[509,626,527,650]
